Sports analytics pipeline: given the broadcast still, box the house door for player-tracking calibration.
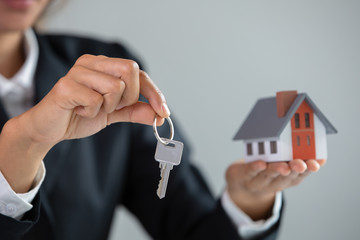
[291,101,316,159]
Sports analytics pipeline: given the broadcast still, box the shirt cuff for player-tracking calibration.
[221,190,282,239]
[0,161,45,220]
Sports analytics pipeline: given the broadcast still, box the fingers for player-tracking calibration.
[109,71,171,125]
[266,171,299,192]
[73,55,170,119]
[317,158,327,167]
[266,159,325,191]
[226,160,266,183]
[227,158,325,196]
[107,101,165,126]
[268,162,291,176]
[289,159,321,173]
[51,77,103,118]
[139,70,170,118]
[289,159,307,173]
[244,162,291,192]
[66,65,126,113]
[75,55,140,108]
[264,159,315,192]
[305,159,321,172]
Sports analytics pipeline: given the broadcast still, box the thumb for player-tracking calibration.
[107,101,165,126]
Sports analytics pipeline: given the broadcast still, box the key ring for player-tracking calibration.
[153,115,174,145]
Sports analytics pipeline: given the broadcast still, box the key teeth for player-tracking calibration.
[157,178,163,199]
[156,163,171,199]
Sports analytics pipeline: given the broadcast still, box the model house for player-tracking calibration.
[233,91,337,162]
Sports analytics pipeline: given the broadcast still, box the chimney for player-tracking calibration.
[276,91,298,117]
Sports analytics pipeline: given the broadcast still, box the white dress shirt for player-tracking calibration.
[0,29,45,220]
[0,29,281,238]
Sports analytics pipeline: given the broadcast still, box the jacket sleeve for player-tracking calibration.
[0,193,41,239]
[122,116,282,240]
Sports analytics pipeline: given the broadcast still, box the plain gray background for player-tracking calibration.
[43,0,359,239]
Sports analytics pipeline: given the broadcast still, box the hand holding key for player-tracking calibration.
[1,55,170,194]
[153,116,184,199]
[20,55,169,144]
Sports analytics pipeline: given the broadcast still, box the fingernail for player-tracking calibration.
[162,103,171,116]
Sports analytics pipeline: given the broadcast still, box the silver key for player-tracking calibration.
[154,138,184,199]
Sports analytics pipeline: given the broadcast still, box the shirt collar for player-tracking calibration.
[0,28,39,95]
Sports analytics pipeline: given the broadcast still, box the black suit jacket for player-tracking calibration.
[0,32,282,240]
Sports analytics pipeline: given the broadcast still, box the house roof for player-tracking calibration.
[233,93,338,141]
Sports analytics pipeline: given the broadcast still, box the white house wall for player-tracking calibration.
[314,114,327,159]
[244,138,276,162]
[244,123,293,162]
[278,123,293,161]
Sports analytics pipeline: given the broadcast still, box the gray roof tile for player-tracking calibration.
[233,93,337,141]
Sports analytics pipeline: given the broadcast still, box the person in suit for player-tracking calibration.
[0,0,326,239]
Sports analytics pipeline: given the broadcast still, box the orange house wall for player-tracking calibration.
[291,100,316,159]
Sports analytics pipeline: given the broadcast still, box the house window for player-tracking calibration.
[305,113,310,128]
[295,113,300,128]
[258,142,265,154]
[246,143,253,155]
[270,141,277,154]
[307,135,311,145]
[297,136,300,146]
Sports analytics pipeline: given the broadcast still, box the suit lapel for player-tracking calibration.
[0,32,73,192]
[0,102,9,131]
[34,33,74,192]
[34,33,70,103]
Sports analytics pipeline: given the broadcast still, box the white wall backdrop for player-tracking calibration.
[44,1,360,239]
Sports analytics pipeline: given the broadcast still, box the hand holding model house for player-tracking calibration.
[225,91,337,220]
